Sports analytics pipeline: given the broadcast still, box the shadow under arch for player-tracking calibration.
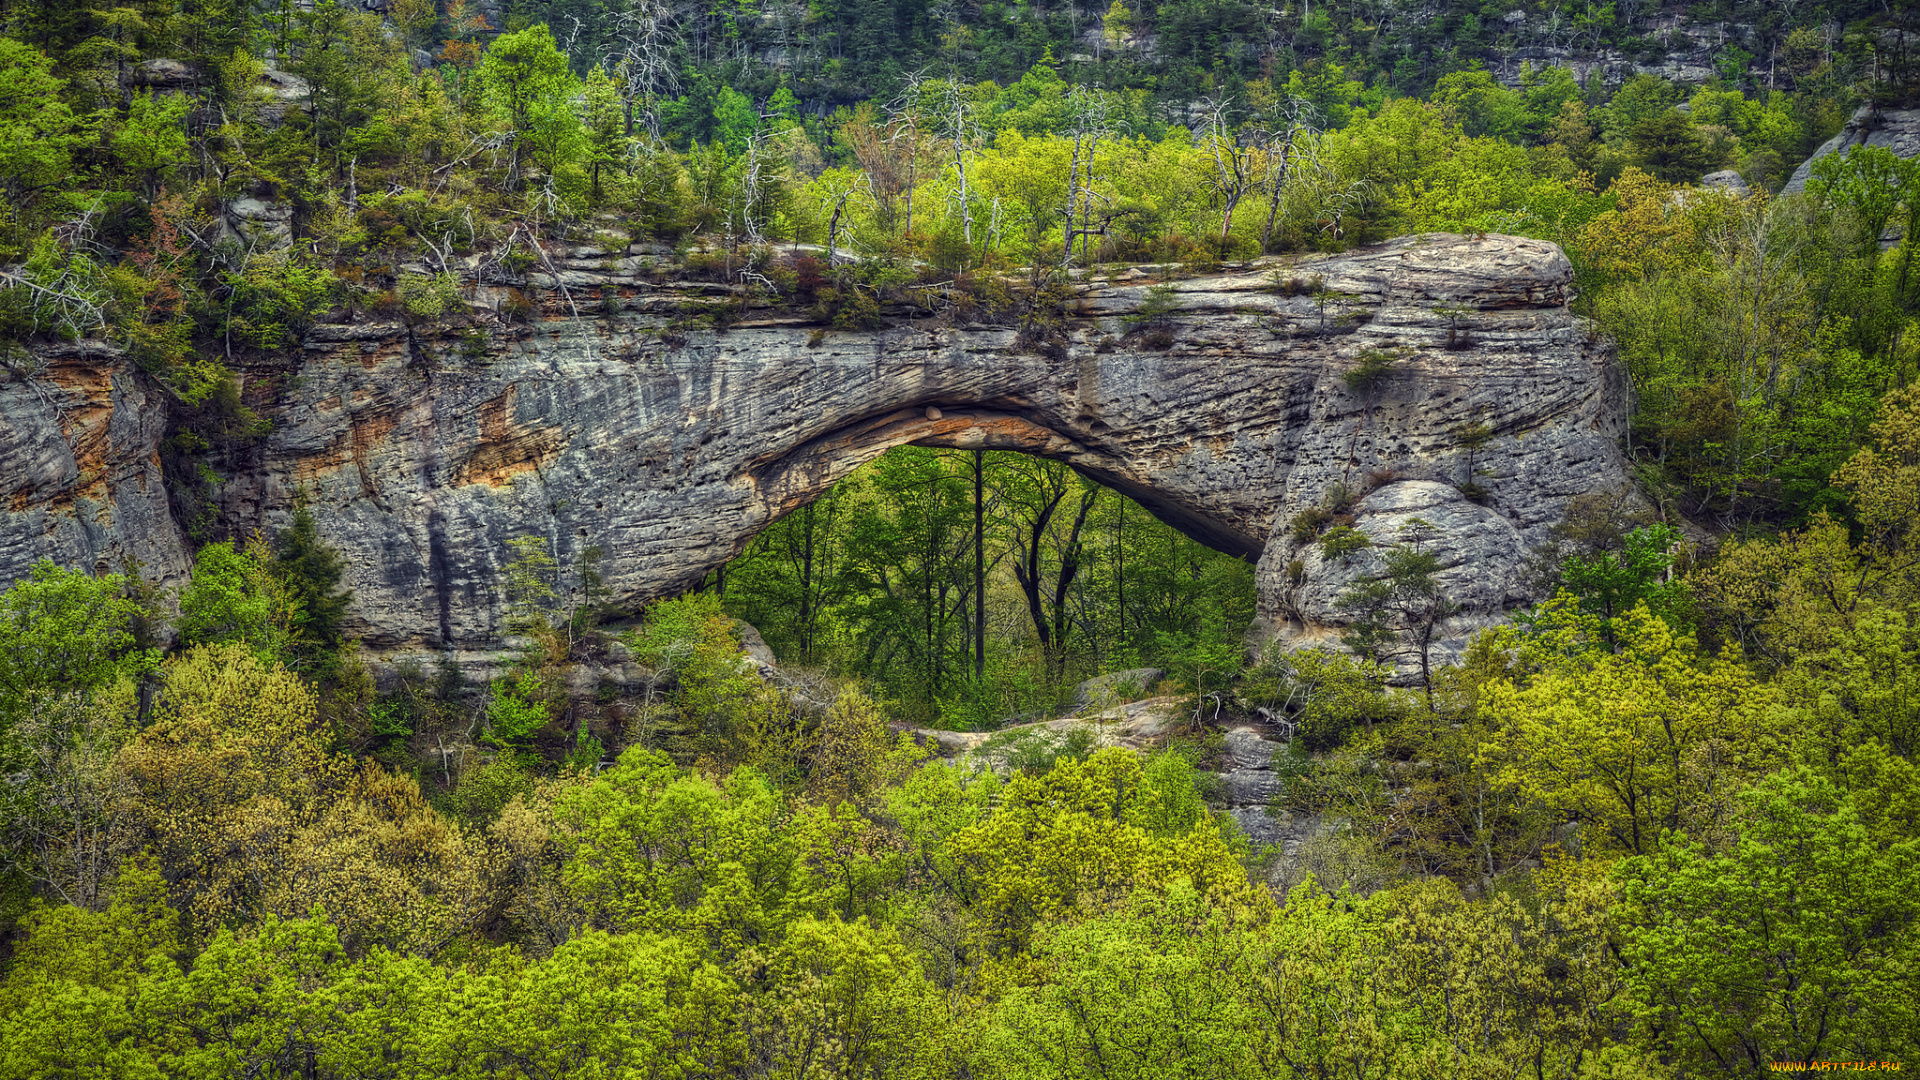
[743,403,1266,564]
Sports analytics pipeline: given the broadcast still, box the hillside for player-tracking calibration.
[2,0,1920,1075]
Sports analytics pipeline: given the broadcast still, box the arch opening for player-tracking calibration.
[742,405,1266,565]
[712,420,1261,728]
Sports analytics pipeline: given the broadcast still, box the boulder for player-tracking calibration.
[1067,667,1164,712]
[1700,169,1750,195]
[130,58,196,90]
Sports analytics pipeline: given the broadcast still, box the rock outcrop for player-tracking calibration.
[0,341,189,584]
[1784,105,1920,193]
[909,705,1314,852]
[0,233,1631,665]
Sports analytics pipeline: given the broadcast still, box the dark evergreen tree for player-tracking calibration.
[275,506,352,669]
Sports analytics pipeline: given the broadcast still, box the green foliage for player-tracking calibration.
[224,256,340,349]
[1561,522,1688,634]
[478,25,587,184]
[556,746,878,950]
[501,534,560,638]
[0,562,155,715]
[1120,282,1179,333]
[722,448,1255,727]
[439,756,536,826]
[110,91,189,187]
[396,271,463,319]
[1,0,1917,1070]
[1617,768,1920,1071]
[1336,521,1458,693]
[1317,524,1369,562]
[1341,348,1399,396]
[273,506,352,671]
[0,38,81,253]
[1247,645,1403,751]
[1483,607,1786,857]
[175,536,298,663]
[484,669,551,751]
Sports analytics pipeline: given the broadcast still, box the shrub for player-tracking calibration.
[1266,272,1325,296]
[1289,506,1333,544]
[397,272,464,320]
[484,670,552,751]
[1343,349,1399,396]
[1320,525,1371,562]
[1122,283,1180,332]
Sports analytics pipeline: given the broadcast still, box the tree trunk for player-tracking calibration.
[974,450,985,679]
[1012,490,1064,656]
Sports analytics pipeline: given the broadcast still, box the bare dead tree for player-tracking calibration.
[820,170,874,265]
[887,71,929,242]
[935,79,982,247]
[1198,95,1258,247]
[739,123,774,251]
[1061,86,1116,269]
[609,0,684,137]
[1259,96,1320,252]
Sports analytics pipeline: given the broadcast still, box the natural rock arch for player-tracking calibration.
[0,233,1630,664]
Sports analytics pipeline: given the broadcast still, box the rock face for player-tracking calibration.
[0,233,1631,664]
[910,708,1310,851]
[1700,169,1751,195]
[1784,106,1920,193]
[0,341,189,584]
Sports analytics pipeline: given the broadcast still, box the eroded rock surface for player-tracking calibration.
[1784,106,1920,193]
[0,341,188,584]
[909,708,1305,850]
[0,233,1630,663]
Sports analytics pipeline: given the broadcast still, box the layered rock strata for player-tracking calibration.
[0,341,188,585]
[0,233,1631,664]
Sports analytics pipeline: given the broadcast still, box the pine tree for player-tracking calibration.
[274,506,352,668]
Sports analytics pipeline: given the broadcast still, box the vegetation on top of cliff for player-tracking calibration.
[0,0,1911,535]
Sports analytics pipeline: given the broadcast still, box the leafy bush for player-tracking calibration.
[1319,525,1371,562]
[225,258,340,349]
[484,670,552,751]
[397,272,464,320]
[1342,349,1400,395]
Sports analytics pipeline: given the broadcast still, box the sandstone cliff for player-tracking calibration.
[0,233,1631,666]
[0,341,188,585]
[1784,105,1920,194]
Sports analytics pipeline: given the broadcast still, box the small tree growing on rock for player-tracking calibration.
[1337,517,1457,706]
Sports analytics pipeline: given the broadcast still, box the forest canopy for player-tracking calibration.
[3,0,1920,1075]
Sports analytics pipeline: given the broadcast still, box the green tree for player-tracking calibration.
[484,669,551,751]
[109,90,189,196]
[0,37,82,250]
[286,0,404,163]
[1336,520,1457,699]
[0,562,154,716]
[274,506,353,673]
[175,537,298,663]
[1808,146,1920,300]
[1560,522,1688,637]
[582,63,626,199]
[1482,606,1785,856]
[477,24,587,186]
[1629,110,1717,184]
[1617,769,1920,1072]
[484,928,743,1075]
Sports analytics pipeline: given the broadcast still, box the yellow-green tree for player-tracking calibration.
[1479,607,1787,856]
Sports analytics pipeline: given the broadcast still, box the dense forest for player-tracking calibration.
[4,0,1920,1074]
